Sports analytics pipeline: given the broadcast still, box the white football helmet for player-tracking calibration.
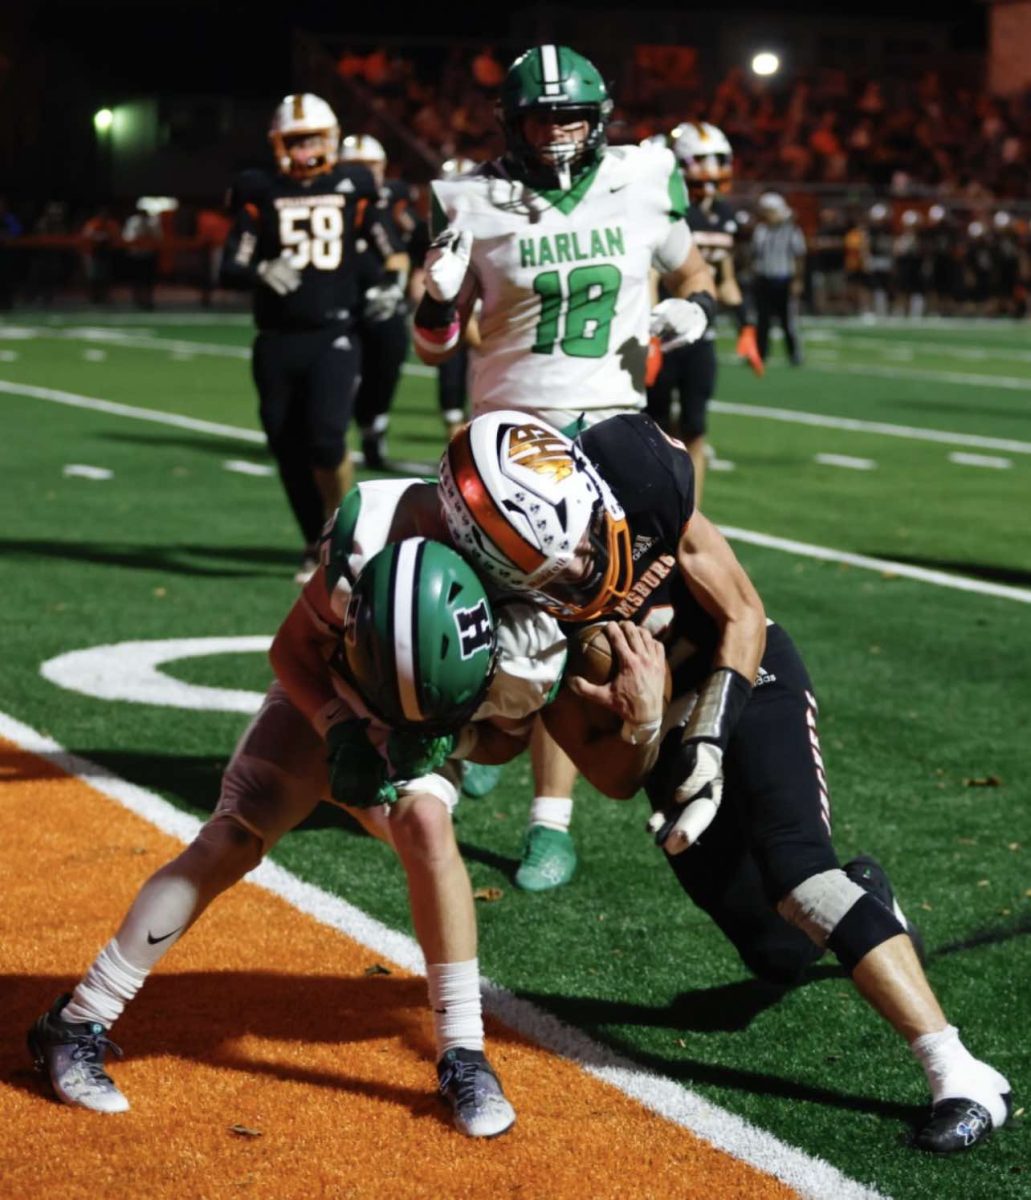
[439,411,633,621]
[340,133,387,163]
[269,94,340,180]
[673,121,733,199]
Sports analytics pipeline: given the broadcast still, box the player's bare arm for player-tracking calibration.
[676,510,766,682]
[545,622,668,798]
[268,571,340,730]
[660,241,716,301]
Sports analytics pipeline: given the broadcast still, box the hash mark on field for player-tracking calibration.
[224,459,275,477]
[948,452,1013,470]
[0,349,18,361]
[83,348,107,362]
[815,453,877,470]
[63,463,113,480]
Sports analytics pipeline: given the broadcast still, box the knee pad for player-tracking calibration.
[778,868,906,973]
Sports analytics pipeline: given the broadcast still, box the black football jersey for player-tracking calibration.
[220,164,379,332]
[577,414,720,690]
[686,197,738,270]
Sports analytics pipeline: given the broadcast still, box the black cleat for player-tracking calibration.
[915,1093,1012,1153]
[844,854,926,964]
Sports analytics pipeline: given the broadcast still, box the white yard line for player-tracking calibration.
[711,400,1031,455]
[5,377,1027,607]
[0,708,887,1200]
[722,527,1031,605]
[814,454,877,470]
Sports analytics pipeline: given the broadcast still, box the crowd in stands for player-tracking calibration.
[1,44,1028,316]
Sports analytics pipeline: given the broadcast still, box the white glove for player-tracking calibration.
[647,741,723,854]
[649,297,709,352]
[363,282,406,322]
[424,228,473,304]
[256,256,302,296]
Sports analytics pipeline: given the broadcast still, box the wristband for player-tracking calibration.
[620,716,662,746]
[683,667,752,749]
[686,290,717,328]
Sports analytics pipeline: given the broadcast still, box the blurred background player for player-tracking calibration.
[864,202,894,318]
[647,121,763,503]
[413,43,715,891]
[893,209,927,319]
[339,133,413,470]
[219,94,379,581]
[751,191,806,366]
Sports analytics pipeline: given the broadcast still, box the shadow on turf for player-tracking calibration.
[5,971,451,1128]
[0,537,300,578]
[515,976,921,1124]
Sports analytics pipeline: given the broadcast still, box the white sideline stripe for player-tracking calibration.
[717,354,1031,392]
[6,378,1027,608]
[711,400,1031,455]
[0,708,885,1200]
[721,526,1031,605]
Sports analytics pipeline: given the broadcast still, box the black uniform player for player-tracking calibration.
[440,408,1012,1156]
[220,94,380,579]
[339,135,414,470]
[647,123,763,504]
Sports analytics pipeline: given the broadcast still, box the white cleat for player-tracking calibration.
[28,994,130,1113]
[437,1048,515,1138]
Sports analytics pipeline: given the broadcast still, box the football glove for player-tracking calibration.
[648,294,714,352]
[386,729,456,780]
[363,281,406,323]
[645,667,752,855]
[736,325,765,377]
[325,719,393,809]
[424,228,473,304]
[644,335,664,388]
[256,255,302,296]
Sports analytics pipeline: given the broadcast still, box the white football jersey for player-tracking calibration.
[431,144,690,415]
[314,480,566,726]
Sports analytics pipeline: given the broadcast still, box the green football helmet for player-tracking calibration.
[343,538,497,733]
[497,44,613,188]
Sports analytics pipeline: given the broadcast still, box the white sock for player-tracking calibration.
[529,796,573,833]
[61,938,150,1030]
[910,1024,1010,1127]
[427,959,484,1057]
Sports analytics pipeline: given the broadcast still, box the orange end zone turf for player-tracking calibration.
[0,740,798,1200]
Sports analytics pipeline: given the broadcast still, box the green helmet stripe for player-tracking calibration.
[393,537,424,723]
[539,44,562,96]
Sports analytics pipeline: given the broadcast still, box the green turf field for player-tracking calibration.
[1,310,1028,1198]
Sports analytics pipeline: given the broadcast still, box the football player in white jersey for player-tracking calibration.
[412,44,716,892]
[28,485,565,1139]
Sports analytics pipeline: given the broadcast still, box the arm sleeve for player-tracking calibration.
[652,219,692,273]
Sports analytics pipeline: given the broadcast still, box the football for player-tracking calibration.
[566,623,673,701]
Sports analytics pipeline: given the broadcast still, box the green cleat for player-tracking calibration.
[461,761,503,799]
[515,825,577,891]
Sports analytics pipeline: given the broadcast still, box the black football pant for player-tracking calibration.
[252,326,360,546]
[646,338,716,440]
[655,625,836,984]
[353,311,409,432]
[755,277,802,364]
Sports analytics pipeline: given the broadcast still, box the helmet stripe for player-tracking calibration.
[392,538,425,723]
[539,45,562,96]
[448,432,546,575]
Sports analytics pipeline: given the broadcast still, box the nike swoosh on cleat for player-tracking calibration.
[146,926,183,945]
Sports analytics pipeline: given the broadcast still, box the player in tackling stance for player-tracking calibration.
[29,490,566,1137]
[438,408,1012,1153]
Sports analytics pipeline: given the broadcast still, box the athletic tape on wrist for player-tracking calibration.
[313,697,354,740]
[620,716,662,746]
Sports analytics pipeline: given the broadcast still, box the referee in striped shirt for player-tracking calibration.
[752,192,806,365]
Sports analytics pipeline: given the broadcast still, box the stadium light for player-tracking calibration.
[94,108,114,133]
[751,52,780,77]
